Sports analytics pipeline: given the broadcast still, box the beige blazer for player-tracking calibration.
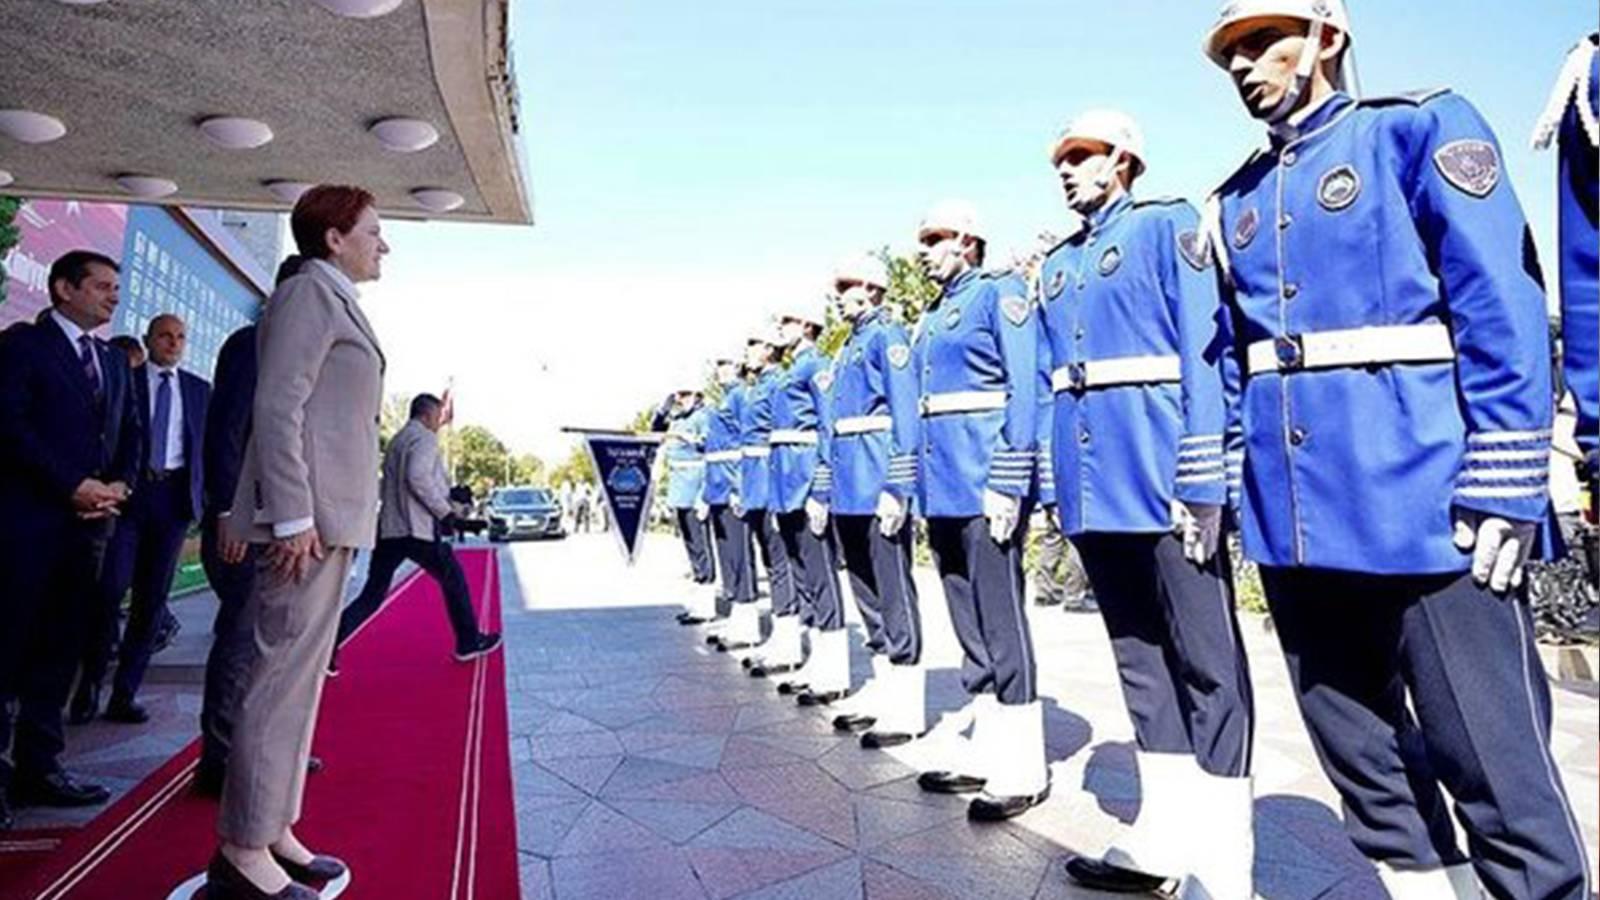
[378,418,453,541]
[227,261,385,549]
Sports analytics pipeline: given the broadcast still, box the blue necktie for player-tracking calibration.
[150,371,172,471]
[78,335,102,401]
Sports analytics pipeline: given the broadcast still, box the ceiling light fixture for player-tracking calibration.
[116,175,179,199]
[200,116,274,149]
[411,188,464,213]
[308,0,405,19]
[265,180,314,204]
[370,117,438,152]
[0,170,13,188]
[0,110,67,144]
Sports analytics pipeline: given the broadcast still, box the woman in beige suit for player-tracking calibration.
[208,185,387,900]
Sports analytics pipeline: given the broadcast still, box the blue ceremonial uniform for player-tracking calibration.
[916,268,1040,706]
[771,346,844,631]
[706,384,755,604]
[1555,36,1599,478]
[1213,90,1590,898]
[830,308,923,664]
[1035,192,1252,779]
[738,368,794,615]
[655,400,715,585]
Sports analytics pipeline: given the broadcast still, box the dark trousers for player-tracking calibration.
[0,513,109,788]
[88,474,192,703]
[1072,531,1253,777]
[710,504,755,605]
[336,537,479,651]
[198,513,260,774]
[745,509,795,615]
[926,513,1036,705]
[774,510,844,631]
[675,508,716,584]
[836,514,922,664]
[1263,566,1592,899]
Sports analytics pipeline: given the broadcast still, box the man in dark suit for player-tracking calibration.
[0,250,140,829]
[75,314,210,724]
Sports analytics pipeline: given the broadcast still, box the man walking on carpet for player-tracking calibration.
[328,391,501,675]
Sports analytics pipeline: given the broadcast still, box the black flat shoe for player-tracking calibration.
[860,730,913,749]
[917,771,986,795]
[775,680,808,696]
[454,632,503,662]
[1062,856,1173,894]
[967,784,1051,821]
[10,771,111,807]
[704,635,722,646]
[206,851,321,899]
[271,850,348,885]
[749,662,799,679]
[103,699,150,724]
[832,713,876,733]
[796,689,847,707]
[740,656,757,669]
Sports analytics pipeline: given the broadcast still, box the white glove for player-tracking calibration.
[729,492,743,518]
[805,497,829,536]
[876,492,907,538]
[1172,499,1223,565]
[693,499,709,522]
[1452,506,1536,593]
[983,489,1021,545]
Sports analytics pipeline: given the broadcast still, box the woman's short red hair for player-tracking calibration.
[290,185,376,259]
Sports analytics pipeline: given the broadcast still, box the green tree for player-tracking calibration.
[547,441,597,489]
[378,393,412,453]
[0,196,24,310]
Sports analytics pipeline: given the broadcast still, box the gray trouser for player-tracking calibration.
[198,514,260,774]
[218,547,353,847]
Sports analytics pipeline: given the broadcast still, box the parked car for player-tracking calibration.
[487,486,566,541]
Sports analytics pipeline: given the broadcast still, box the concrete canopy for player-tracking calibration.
[0,0,532,225]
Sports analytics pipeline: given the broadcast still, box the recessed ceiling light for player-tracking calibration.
[309,0,404,19]
[370,117,438,152]
[411,188,464,213]
[0,110,67,144]
[264,180,314,203]
[116,175,179,199]
[200,116,274,149]
[0,170,13,188]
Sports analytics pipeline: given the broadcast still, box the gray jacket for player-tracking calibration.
[378,418,453,541]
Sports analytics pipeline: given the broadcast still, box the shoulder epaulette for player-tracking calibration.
[1132,196,1186,209]
[1358,87,1451,108]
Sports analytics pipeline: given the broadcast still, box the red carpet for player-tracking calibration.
[2,547,519,900]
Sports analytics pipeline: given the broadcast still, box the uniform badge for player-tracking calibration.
[886,343,911,369]
[1097,247,1123,276]
[1433,139,1500,197]
[1176,230,1211,271]
[1317,164,1361,211]
[1000,295,1030,326]
[1045,268,1066,300]
[945,308,962,329]
[813,370,834,393]
[1233,207,1259,249]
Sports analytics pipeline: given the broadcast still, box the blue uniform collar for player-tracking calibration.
[1270,92,1355,148]
[944,268,982,297]
[851,307,889,334]
[1083,192,1135,235]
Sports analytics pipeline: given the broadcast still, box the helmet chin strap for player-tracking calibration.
[1266,18,1326,126]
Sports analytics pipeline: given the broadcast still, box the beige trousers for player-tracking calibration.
[217,547,353,847]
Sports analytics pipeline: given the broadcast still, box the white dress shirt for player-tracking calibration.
[145,363,187,471]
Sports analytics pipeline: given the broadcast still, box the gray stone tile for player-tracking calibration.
[696,852,861,900]
[867,851,1047,900]
[601,756,711,797]
[863,860,964,900]
[550,847,709,900]
[635,734,729,770]
[530,710,612,735]
[516,799,589,856]
[519,854,555,900]
[852,795,970,850]
[554,801,672,857]
[608,770,745,806]
[536,754,624,795]
[528,729,626,761]
[719,735,812,770]
[688,806,841,852]
[815,743,918,791]
[608,798,740,843]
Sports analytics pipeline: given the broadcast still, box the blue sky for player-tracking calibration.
[363,1,1593,461]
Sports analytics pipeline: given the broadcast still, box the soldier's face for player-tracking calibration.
[1223,18,1313,118]
[779,319,805,345]
[744,341,770,368]
[834,280,873,319]
[917,230,970,284]
[715,362,739,384]
[1055,143,1118,214]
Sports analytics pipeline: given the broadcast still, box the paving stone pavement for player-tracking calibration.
[502,533,1599,900]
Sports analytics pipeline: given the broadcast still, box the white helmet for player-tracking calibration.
[779,308,825,329]
[832,252,890,290]
[917,199,985,243]
[1049,109,1146,177]
[1204,0,1351,67]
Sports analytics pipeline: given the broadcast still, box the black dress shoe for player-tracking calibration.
[454,632,503,662]
[103,698,150,724]
[68,683,101,725]
[967,784,1051,821]
[740,656,757,669]
[704,635,722,646]
[206,851,321,899]
[860,730,913,749]
[775,680,808,696]
[749,662,799,678]
[832,713,876,733]
[271,850,348,885]
[306,756,324,775]
[796,689,847,706]
[917,771,986,794]
[10,772,111,808]
[1062,856,1173,894]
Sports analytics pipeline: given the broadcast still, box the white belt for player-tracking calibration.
[705,450,742,463]
[668,458,706,468]
[742,445,772,458]
[1245,323,1455,375]
[1051,354,1180,393]
[769,429,819,446]
[834,415,892,436]
[920,390,1006,417]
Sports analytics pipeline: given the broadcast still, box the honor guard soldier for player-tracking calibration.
[1205,2,1592,897]
[1534,34,1599,550]
[757,310,850,704]
[702,357,755,640]
[652,382,718,625]
[1036,110,1255,899]
[822,253,928,749]
[909,200,1049,821]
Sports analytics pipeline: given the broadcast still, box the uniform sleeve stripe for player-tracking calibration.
[1176,473,1226,485]
[1463,449,1548,463]
[1180,435,1224,444]
[1457,485,1546,499]
[1467,430,1551,446]
[1177,460,1226,473]
[1179,448,1225,460]
[1459,467,1546,482]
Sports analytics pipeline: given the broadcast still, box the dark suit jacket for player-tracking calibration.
[0,316,141,534]
[134,364,211,520]
[203,324,256,521]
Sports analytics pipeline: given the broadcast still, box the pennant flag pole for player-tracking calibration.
[563,427,664,565]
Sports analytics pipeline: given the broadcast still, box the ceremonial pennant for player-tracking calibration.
[575,430,663,565]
